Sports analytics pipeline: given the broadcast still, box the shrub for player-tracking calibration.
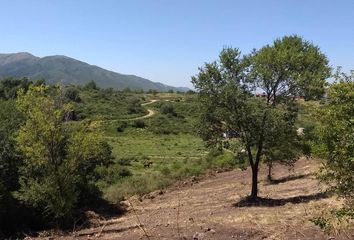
[127,98,144,114]
[117,121,129,132]
[132,119,146,128]
[84,80,99,90]
[160,103,177,116]
[15,85,113,221]
[64,87,81,102]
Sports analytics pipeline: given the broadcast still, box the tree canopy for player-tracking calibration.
[319,69,354,213]
[15,85,113,219]
[192,35,330,199]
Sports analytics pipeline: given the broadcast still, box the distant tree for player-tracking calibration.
[64,87,81,102]
[103,87,114,95]
[34,78,46,86]
[15,85,112,220]
[0,77,33,99]
[123,87,132,93]
[319,69,354,217]
[192,35,330,200]
[160,103,177,116]
[168,89,174,93]
[127,98,144,114]
[84,80,99,90]
[132,119,146,128]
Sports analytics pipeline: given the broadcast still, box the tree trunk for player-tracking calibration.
[267,161,273,181]
[250,165,258,200]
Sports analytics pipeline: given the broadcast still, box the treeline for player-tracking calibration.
[0,79,116,235]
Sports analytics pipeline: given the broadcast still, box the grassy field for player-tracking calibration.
[66,88,325,204]
[74,91,241,203]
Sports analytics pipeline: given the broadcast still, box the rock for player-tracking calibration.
[204,227,215,233]
[193,232,205,239]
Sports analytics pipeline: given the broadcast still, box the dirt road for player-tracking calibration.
[59,158,352,240]
[129,100,158,120]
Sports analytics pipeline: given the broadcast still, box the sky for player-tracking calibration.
[1,0,353,88]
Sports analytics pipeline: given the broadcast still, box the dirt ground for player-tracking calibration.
[39,158,353,240]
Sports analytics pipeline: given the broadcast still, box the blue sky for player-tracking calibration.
[1,0,353,88]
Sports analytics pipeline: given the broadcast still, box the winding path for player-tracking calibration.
[129,99,158,120]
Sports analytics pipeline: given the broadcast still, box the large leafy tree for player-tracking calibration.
[192,35,330,200]
[15,85,112,219]
[320,69,354,214]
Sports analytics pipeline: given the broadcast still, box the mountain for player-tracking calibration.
[0,52,190,92]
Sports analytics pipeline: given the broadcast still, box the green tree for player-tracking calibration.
[0,77,33,99]
[84,80,99,90]
[0,100,24,228]
[250,35,330,102]
[64,87,81,102]
[319,69,354,215]
[15,85,112,220]
[160,103,177,116]
[192,36,330,200]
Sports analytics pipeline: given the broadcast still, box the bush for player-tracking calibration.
[84,80,99,90]
[132,119,146,128]
[15,85,113,221]
[149,115,177,135]
[64,87,81,102]
[96,163,132,186]
[127,98,144,114]
[117,121,129,132]
[160,103,177,116]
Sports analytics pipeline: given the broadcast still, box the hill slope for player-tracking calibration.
[0,52,189,91]
[53,158,352,240]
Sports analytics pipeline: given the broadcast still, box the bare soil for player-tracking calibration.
[38,158,353,240]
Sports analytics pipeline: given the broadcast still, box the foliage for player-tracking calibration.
[14,85,113,220]
[127,97,145,114]
[192,35,330,199]
[250,35,331,101]
[0,77,33,99]
[160,102,177,116]
[64,87,81,102]
[84,80,99,90]
[116,121,129,132]
[319,70,354,216]
[0,100,24,229]
[71,87,146,120]
[132,119,146,128]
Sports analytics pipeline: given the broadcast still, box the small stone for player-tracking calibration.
[193,232,205,239]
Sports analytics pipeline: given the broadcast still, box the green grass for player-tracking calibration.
[67,90,245,204]
[71,88,152,120]
[107,128,206,158]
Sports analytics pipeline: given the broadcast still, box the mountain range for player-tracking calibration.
[0,52,189,92]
